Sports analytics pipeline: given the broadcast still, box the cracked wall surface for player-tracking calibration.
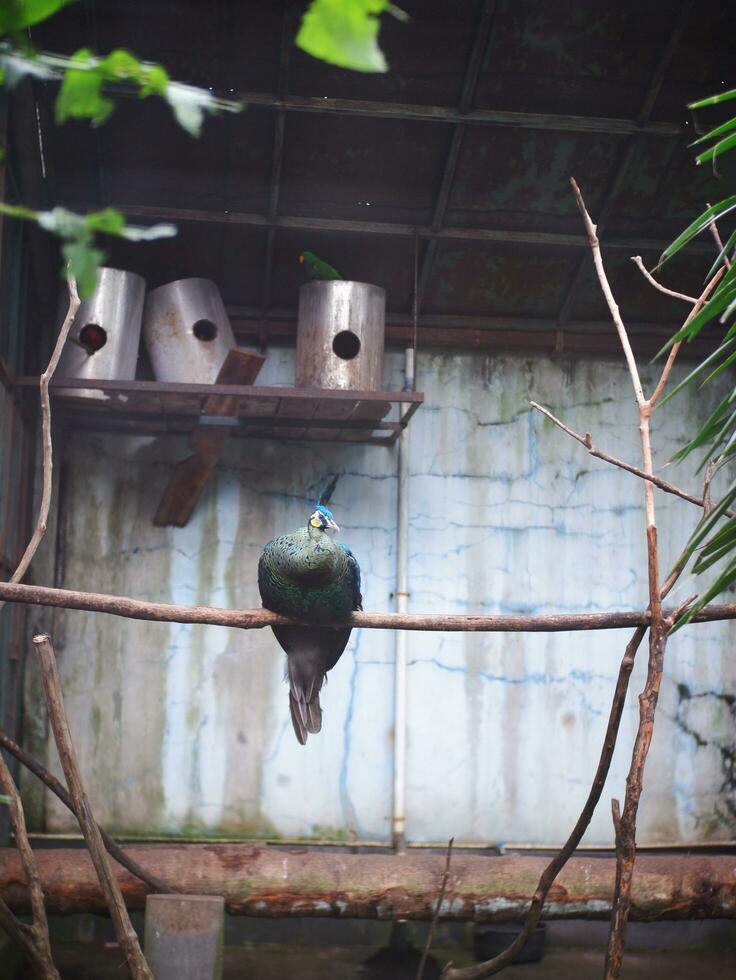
[29,349,735,843]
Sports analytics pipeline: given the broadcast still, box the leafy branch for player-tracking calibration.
[654,86,736,624]
[0,202,174,296]
[0,43,242,137]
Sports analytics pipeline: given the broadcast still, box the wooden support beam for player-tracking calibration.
[109,203,712,255]
[239,91,683,137]
[1,847,734,920]
[153,350,265,527]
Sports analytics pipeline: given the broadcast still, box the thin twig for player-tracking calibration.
[417,837,454,980]
[707,209,732,271]
[0,276,80,613]
[571,180,668,980]
[571,178,644,407]
[630,256,697,304]
[530,402,735,516]
[0,581,735,632]
[702,462,715,517]
[33,634,153,980]
[0,752,60,978]
[647,269,724,410]
[0,729,175,895]
[439,537,692,980]
[440,621,647,980]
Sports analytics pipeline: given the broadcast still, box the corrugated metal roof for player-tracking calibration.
[9,0,735,354]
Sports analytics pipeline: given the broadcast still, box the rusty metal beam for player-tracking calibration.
[240,91,683,137]
[1,846,734,920]
[418,0,498,305]
[107,203,713,254]
[556,1,694,324]
[226,309,718,359]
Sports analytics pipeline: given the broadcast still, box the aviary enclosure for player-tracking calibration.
[0,1,734,979]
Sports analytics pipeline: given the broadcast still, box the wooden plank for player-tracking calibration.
[154,351,265,527]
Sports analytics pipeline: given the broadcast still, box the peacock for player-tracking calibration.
[258,485,362,744]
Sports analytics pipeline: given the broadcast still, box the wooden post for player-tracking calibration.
[145,895,224,980]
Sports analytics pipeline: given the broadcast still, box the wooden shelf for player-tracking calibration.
[17,377,424,446]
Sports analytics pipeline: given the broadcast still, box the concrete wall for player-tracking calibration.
[27,349,735,844]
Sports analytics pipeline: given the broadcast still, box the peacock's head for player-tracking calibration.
[309,504,339,534]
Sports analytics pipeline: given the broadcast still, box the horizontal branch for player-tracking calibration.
[2,847,735,920]
[0,581,735,633]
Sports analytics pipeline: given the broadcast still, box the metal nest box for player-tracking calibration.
[143,278,237,384]
[57,268,145,400]
[296,280,386,391]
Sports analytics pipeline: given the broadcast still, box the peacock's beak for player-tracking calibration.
[325,516,339,532]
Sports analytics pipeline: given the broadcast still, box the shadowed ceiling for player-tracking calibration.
[7,0,735,360]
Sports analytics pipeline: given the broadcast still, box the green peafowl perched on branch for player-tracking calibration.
[258,479,362,744]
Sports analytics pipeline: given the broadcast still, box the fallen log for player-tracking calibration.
[1,846,734,920]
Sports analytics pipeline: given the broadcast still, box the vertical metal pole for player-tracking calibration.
[392,346,414,853]
[392,231,419,851]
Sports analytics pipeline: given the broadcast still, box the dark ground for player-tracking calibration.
[39,942,736,979]
[3,918,735,978]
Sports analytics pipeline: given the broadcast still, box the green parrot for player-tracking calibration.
[299,250,342,280]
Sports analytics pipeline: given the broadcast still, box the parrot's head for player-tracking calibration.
[309,504,339,534]
[299,250,317,266]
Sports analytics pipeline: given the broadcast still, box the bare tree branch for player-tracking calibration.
[33,634,153,980]
[417,838,454,980]
[0,276,80,613]
[0,753,59,978]
[648,269,724,410]
[0,729,175,896]
[529,402,735,516]
[0,581,734,633]
[570,180,668,980]
[630,256,697,304]
[707,209,732,270]
[571,178,645,407]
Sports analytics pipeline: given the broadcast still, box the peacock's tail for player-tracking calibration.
[272,625,352,744]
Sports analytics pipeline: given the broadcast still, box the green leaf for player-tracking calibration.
[670,275,736,344]
[164,82,242,137]
[62,229,105,298]
[84,207,125,236]
[657,196,736,267]
[0,0,75,34]
[0,794,11,805]
[705,229,736,281]
[701,346,736,385]
[296,0,400,73]
[55,47,113,126]
[672,559,736,632]
[689,89,736,110]
[695,131,736,167]
[691,114,736,148]
[139,62,169,98]
[658,338,735,407]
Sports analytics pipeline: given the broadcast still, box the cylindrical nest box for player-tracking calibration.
[296,281,386,390]
[57,268,145,400]
[143,278,236,384]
